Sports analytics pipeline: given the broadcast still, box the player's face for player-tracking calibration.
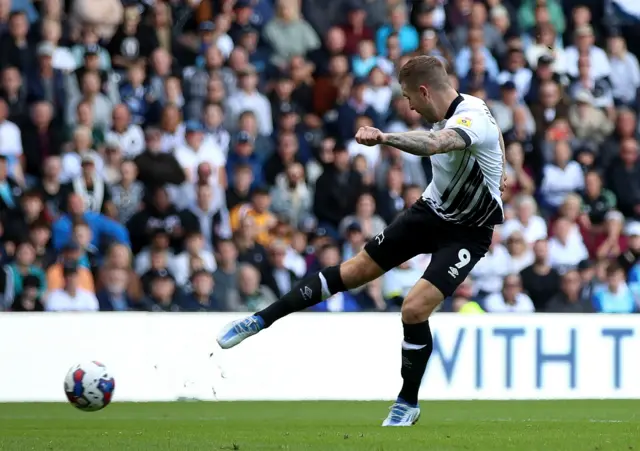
[402,83,438,123]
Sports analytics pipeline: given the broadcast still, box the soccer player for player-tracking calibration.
[217,55,507,426]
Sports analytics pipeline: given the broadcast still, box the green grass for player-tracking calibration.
[1,401,639,450]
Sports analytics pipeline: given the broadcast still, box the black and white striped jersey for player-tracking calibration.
[422,94,504,227]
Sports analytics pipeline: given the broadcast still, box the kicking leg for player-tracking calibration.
[382,279,442,427]
[216,251,384,348]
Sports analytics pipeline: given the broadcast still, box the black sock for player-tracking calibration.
[257,265,347,327]
[398,320,433,406]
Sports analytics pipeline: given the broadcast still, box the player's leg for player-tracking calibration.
[217,208,424,349]
[384,230,491,427]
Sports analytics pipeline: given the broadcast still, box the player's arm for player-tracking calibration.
[381,129,469,157]
[497,128,508,193]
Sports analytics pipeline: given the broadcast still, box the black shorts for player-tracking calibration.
[364,198,493,297]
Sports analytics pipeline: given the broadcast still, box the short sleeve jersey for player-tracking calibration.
[422,94,504,227]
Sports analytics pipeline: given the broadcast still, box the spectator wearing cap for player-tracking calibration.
[606,138,640,221]
[270,162,312,229]
[591,262,637,313]
[51,193,129,254]
[497,48,533,101]
[375,3,418,57]
[71,28,112,72]
[517,0,566,39]
[545,269,594,313]
[226,64,273,136]
[619,222,640,273]
[134,127,186,190]
[104,105,145,159]
[5,241,46,301]
[569,89,614,146]
[524,53,563,107]
[607,34,640,108]
[334,77,379,143]
[181,269,220,311]
[339,0,374,56]
[236,24,269,76]
[175,120,226,185]
[45,259,99,311]
[26,41,67,117]
[64,151,114,216]
[314,144,363,233]
[10,273,44,312]
[141,268,182,312]
[566,25,611,82]
[490,80,535,136]
[263,0,320,68]
[230,187,277,247]
[0,11,36,72]
[226,130,264,190]
[107,5,159,72]
[195,17,234,62]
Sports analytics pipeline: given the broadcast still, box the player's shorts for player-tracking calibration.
[364,197,493,297]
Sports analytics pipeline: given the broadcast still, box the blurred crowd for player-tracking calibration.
[0,0,639,314]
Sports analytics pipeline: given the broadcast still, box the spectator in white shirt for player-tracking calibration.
[0,98,22,159]
[104,104,145,159]
[471,226,511,298]
[174,120,226,184]
[540,140,585,212]
[565,25,611,81]
[496,48,533,101]
[504,230,535,274]
[226,64,273,136]
[484,274,535,313]
[170,231,217,286]
[45,261,99,312]
[606,35,640,107]
[548,217,588,272]
[346,115,381,173]
[502,194,548,245]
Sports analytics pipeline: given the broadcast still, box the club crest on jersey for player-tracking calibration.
[456,117,472,127]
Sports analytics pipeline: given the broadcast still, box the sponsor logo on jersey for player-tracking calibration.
[456,117,472,127]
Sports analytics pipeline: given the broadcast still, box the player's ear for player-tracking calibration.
[418,85,429,99]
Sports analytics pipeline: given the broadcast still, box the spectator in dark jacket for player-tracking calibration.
[96,266,138,311]
[0,11,36,72]
[134,127,186,190]
[181,269,221,311]
[332,77,380,142]
[545,269,594,313]
[141,269,182,312]
[20,101,63,178]
[313,145,363,231]
[26,43,66,119]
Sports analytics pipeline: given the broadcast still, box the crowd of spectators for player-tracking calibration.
[0,0,639,314]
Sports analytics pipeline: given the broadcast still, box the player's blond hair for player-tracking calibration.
[398,55,450,90]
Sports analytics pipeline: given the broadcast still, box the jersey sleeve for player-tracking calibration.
[443,109,488,149]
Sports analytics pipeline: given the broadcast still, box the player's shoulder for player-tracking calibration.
[457,94,490,114]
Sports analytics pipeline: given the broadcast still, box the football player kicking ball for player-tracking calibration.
[217,55,507,426]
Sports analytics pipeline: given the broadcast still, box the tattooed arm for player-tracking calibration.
[381,129,469,157]
[498,129,508,192]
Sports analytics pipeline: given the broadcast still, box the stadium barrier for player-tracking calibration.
[0,313,638,402]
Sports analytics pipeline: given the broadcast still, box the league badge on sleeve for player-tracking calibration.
[456,117,472,127]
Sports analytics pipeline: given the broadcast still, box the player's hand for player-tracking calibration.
[500,172,508,193]
[355,126,386,146]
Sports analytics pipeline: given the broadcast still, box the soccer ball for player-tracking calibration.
[64,361,115,411]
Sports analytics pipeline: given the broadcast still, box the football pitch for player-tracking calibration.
[1,400,639,450]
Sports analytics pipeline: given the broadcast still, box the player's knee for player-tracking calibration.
[340,251,384,289]
[401,281,444,324]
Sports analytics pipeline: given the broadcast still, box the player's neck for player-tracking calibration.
[434,88,462,122]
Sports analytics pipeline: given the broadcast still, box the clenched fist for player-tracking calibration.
[355,126,386,146]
